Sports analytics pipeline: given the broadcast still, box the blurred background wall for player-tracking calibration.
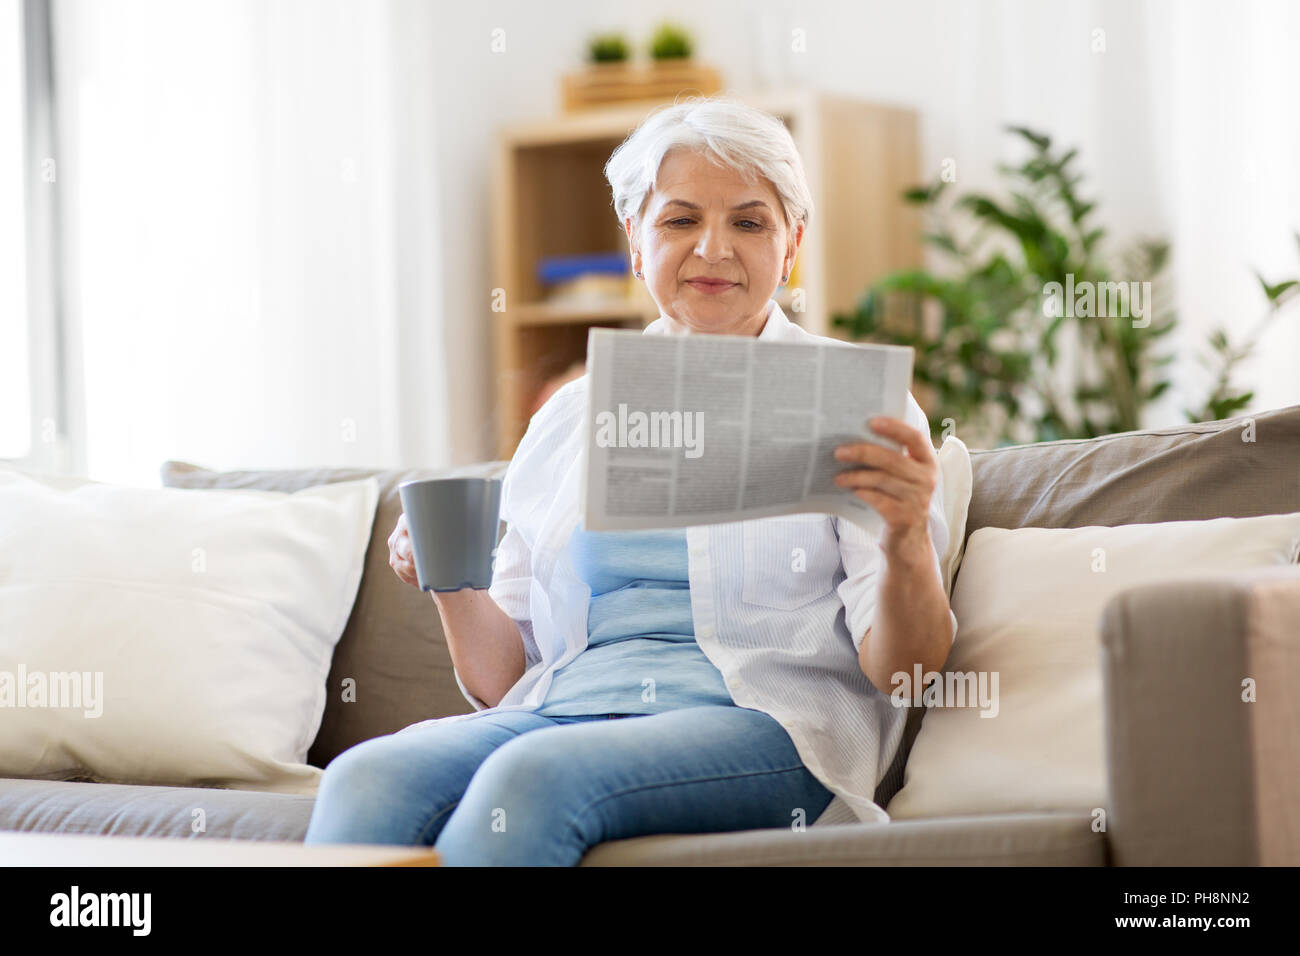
[3,0,1296,483]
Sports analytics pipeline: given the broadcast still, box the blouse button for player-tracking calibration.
[726,675,742,690]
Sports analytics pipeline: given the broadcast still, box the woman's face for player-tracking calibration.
[626,148,803,337]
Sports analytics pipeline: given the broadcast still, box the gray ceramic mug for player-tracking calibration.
[397,477,503,592]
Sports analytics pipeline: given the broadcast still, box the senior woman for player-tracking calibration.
[304,96,955,865]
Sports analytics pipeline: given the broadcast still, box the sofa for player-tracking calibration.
[2,405,1296,865]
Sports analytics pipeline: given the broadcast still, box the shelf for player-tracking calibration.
[499,89,816,148]
[505,294,803,330]
[507,299,655,328]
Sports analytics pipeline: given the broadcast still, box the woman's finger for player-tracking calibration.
[833,441,928,484]
[867,416,937,465]
[834,468,913,501]
[849,486,903,524]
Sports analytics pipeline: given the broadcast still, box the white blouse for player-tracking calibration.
[429,301,953,825]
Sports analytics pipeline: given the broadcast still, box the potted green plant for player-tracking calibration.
[833,126,1298,444]
[563,23,719,111]
[649,22,693,62]
[587,32,629,64]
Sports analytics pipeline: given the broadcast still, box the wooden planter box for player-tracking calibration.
[562,60,722,112]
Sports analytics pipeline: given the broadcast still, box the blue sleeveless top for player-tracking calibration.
[533,523,735,716]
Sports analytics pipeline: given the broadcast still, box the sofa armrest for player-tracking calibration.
[1100,565,1300,865]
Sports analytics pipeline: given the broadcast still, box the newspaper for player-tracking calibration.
[580,327,915,533]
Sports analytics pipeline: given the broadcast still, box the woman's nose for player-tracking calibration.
[694,221,732,261]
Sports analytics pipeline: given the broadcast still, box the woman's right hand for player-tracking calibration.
[388,512,421,588]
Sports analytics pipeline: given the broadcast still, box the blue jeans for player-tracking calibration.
[303,705,835,865]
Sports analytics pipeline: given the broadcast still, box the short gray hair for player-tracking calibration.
[604,95,813,237]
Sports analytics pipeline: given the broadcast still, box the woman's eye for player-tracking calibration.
[666,218,762,229]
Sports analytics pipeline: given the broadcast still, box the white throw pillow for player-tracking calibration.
[0,466,378,794]
[887,512,1300,819]
[936,435,972,596]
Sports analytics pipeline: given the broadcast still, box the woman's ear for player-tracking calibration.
[784,220,805,277]
[624,216,641,276]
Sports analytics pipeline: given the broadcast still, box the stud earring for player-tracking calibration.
[634,271,642,279]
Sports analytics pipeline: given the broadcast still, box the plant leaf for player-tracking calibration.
[1255,271,1299,304]
[1006,125,1051,151]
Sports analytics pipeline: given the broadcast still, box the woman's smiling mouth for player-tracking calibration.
[685,278,737,294]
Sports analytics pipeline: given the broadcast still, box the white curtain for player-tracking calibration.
[0,1,28,459]
[1142,0,1300,418]
[54,0,451,486]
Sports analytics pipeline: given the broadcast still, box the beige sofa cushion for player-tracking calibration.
[160,460,508,768]
[888,513,1300,821]
[875,405,1300,810]
[0,778,315,841]
[965,404,1300,539]
[581,810,1104,866]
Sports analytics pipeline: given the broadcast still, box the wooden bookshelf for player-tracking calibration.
[491,89,923,459]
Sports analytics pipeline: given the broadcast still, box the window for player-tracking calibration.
[0,0,29,459]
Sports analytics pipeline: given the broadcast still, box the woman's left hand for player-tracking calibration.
[833,416,938,565]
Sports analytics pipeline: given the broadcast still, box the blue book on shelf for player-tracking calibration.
[537,252,629,284]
